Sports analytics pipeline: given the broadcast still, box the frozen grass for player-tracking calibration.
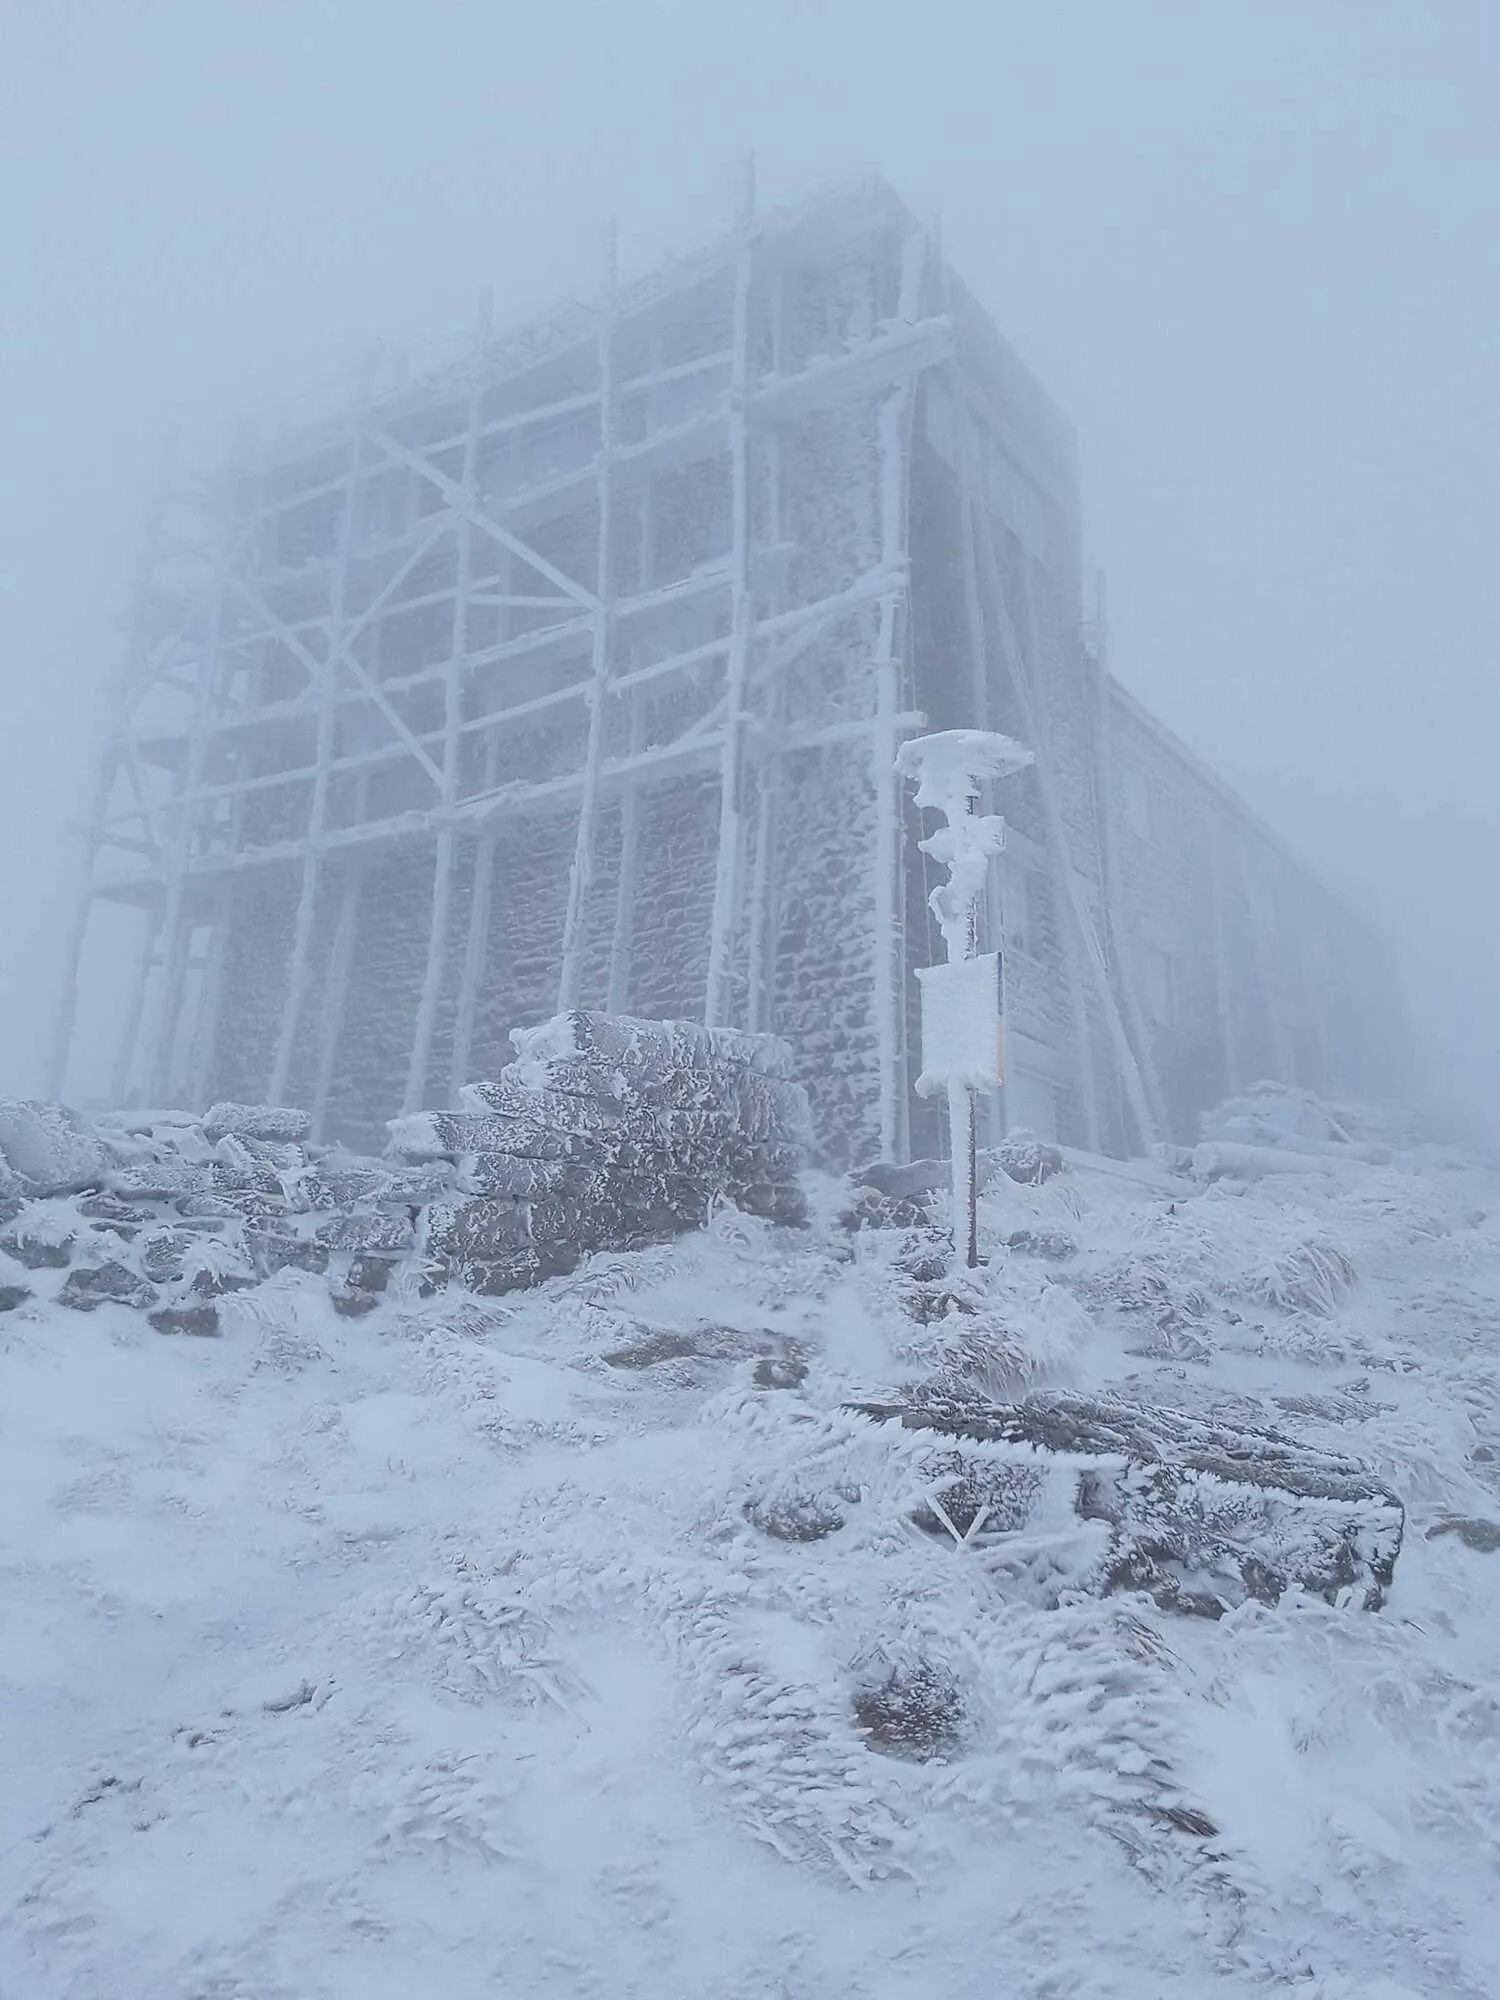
[2,1146,1499,1994]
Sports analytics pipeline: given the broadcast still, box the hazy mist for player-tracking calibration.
[4,0,1496,1133]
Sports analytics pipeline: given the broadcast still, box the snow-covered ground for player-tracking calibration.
[4,1141,1500,1998]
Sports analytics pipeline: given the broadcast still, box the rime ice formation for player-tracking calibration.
[4,1084,1499,1997]
[58,180,1399,1170]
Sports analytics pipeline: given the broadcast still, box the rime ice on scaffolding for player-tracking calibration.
[56,177,1403,1163]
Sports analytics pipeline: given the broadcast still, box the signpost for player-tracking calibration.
[896,729,1034,1266]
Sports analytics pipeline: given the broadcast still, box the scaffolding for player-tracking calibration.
[54,174,1399,1162]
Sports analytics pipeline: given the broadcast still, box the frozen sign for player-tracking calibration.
[915,951,1006,1095]
[896,729,1032,1268]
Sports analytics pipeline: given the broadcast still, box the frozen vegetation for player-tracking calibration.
[3,1084,1500,1995]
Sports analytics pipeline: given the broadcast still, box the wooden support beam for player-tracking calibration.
[871,228,926,1160]
[362,424,602,613]
[405,313,487,1114]
[558,219,620,1012]
[268,435,365,1105]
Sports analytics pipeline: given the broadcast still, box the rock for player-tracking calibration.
[106,1158,216,1202]
[851,1388,1404,1613]
[243,1232,330,1278]
[0,1284,32,1313]
[1426,1517,1500,1554]
[989,1133,1066,1184]
[461,1156,604,1200]
[0,1219,76,1269]
[727,1180,808,1227]
[447,1247,578,1297]
[201,1103,312,1146]
[852,1661,963,1761]
[58,1261,157,1313]
[211,1135,284,1195]
[508,1009,796,1083]
[424,1199,531,1265]
[347,1253,393,1295]
[149,1304,221,1337]
[139,1228,197,1284]
[0,1100,111,1195]
[744,1490,846,1541]
[330,1288,382,1319]
[753,1346,809,1389]
[1004,1228,1078,1262]
[312,1211,416,1254]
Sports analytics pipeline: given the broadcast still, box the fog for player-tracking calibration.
[4,0,1496,1135]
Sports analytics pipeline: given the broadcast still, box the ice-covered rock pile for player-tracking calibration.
[0,1098,449,1332]
[390,1011,812,1296]
[0,1012,812,1326]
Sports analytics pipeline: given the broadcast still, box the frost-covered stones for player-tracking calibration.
[0,1100,112,1195]
[851,1388,1404,1615]
[201,1103,312,1146]
[394,1010,812,1295]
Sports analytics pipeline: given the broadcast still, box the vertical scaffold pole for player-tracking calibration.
[404,296,487,1112]
[267,430,362,1106]
[557,220,619,1012]
[870,228,926,1161]
[607,342,657,1018]
[145,536,229,1107]
[704,156,756,1028]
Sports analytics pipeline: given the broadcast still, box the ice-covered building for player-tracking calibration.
[55,177,1400,1164]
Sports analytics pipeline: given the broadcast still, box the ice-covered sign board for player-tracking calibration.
[914,952,1005,1096]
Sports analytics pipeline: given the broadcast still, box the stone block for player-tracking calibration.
[509,1009,795,1082]
[424,1198,531,1264]
[0,1100,111,1195]
[58,1261,157,1313]
[0,1219,76,1269]
[460,1155,604,1200]
[201,1103,312,1145]
[244,1232,330,1278]
[389,1108,607,1163]
[312,1211,416,1254]
[0,1284,31,1313]
[107,1158,216,1202]
[149,1304,221,1338]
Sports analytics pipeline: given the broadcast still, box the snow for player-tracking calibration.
[4,1138,1500,1996]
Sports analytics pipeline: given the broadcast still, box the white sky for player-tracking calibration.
[3,0,1496,1128]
